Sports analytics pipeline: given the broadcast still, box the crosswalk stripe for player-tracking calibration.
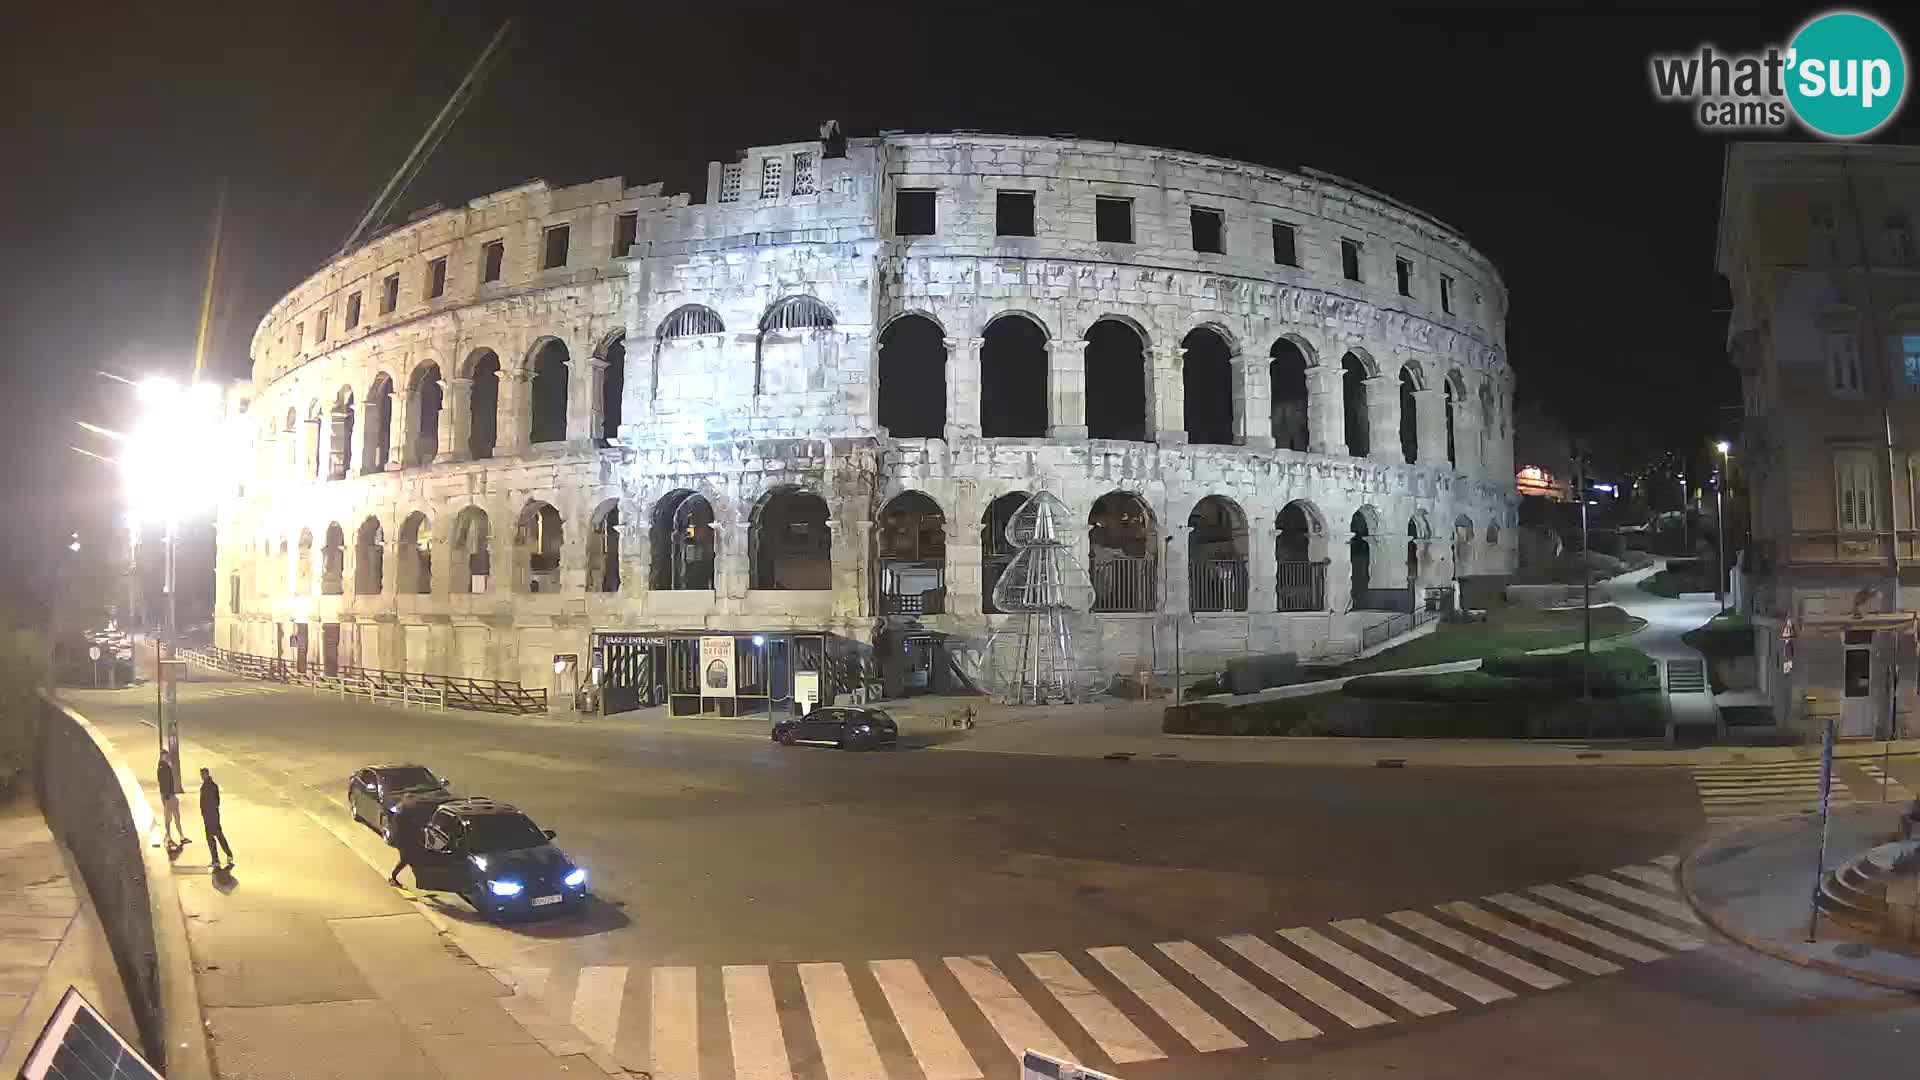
[1611,864,1679,892]
[1695,781,1826,791]
[1219,934,1392,1029]
[1020,951,1164,1064]
[651,966,701,1080]
[722,965,792,1080]
[797,962,887,1080]
[1385,911,1567,990]
[1529,885,1704,952]
[1484,893,1666,962]
[1328,920,1512,1006]
[869,959,982,1080]
[1281,926,1454,1016]
[1085,946,1244,1052]
[1650,854,1679,869]
[571,965,627,1051]
[944,955,1073,1063]
[1575,875,1703,925]
[1156,940,1321,1043]
[1438,902,1620,975]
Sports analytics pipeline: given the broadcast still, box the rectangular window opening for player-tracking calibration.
[791,152,817,196]
[996,190,1036,237]
[314,309,329,343]
[614,212,638,257]
[1341,238,1363,281]
[895,189,936,236]
[1440,274,1454,314]
[482,240,505,284]
[427,257,448,299]
[1271,222,1298,266]
[1395,257,1413,297]
[344,292,361,331]
[759,157,784,200]
[1191,206,1224,254]
[718,162,743,204]
[542,224,570,270]
[1825,331,1862,396]
[1838,453,1877,533]
[380,273,399,314]
[1096,196,1133,244]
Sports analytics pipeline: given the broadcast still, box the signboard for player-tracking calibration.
[795,670,820,714]
[1021,1050,1121,1080]
[699,636,736,698]
[89,645,102,661]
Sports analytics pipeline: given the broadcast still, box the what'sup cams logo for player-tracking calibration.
[1650,9,1907,138]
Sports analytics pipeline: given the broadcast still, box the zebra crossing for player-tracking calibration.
[182,684,281,700]
[1690,760,1859,823]
[1855,759,1916,804]
[494,859,1703,1079]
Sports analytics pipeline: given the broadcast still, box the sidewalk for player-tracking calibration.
[1681,802,1920,991]
[0,797,137,1075]
[1601,562,1723,731]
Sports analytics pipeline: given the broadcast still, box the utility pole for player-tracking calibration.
[1576,445,1593,708]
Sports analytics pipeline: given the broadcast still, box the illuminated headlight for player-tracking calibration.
[563,868,587,888]
[469,854,488,871]
[387,804,398,814]
[855,724,872,732]
[487,879,523,897]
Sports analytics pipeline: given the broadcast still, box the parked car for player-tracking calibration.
[347,764,451,841]
[408,798,588,920]
[771,706,899,750]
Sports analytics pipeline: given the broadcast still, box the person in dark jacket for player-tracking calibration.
[157,752,189,849]
[199,767,234,870]
[387,793,435,887]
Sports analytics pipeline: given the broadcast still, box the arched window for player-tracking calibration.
[1088,491,1157,612]
[1453,514,1474,579]
[1085,320,1148,442]
[467,350,500,459]
[398,512,432,595]
[283,408,298,470]
[296,528,314,593]
[1487,521,1502,546]
[308,401,325,479]
[1187,496,1248,611]
[408,363,443,466]
[321,523,346,595]
[362,374,394,474]
[752,487,832,590]
[1407,513,1430,590]
[450,507,490,593]
[980,315,1048,438]
[516,502,564,592]
[1349,509,1375,605]
[875,491,946,614]
[1342,352,1371,457]
[1277,501,1329,612]
[328,390,355,480]
[756,296,835,396]
[1444,373,1460,467]
[650,491,716,590]
[354,517,384,595]
[1270,339,1310,452]
[598,334,625,444]
[652,305,725,401]
[877,315,947,438]
[1478,381,1495,468]
[1398,366,1420,464]
[981,492,1030,613]
[1182,328,1235,446]
[529,340,569,444]
[588,501,622,593]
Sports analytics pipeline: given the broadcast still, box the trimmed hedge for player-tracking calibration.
[1480,648,1660,695]
[1343,672,1563,701]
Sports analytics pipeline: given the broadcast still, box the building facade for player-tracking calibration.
[213,131,1517,712]
[1719,142,1920,740]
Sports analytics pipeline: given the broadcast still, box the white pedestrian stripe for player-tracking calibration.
[1529,885,1704,952]
[869,959,981,1080]
[1693,762,1856,822]
[1219,934,1392,1029]
[1328,920,1512,1006]
[571,965,627,1051]
[1085,946,1244,1052]
[651,966,700,1080]
[1575,874,1703,925]
[1611,863,1680,892]
[1020,951,1164,1063]
[1484,893,1667,962]
[1281,926,1455,1016]
[945,955,1073,1063]
[1856,761,1914,801]
[797,962,886,1080]
[723,965,791,1080]
[1157,940,1321,1043]
[1384,910,1567,990]
[1436,901,1620,976]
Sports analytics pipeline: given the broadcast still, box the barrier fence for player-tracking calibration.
[181,646,548,714]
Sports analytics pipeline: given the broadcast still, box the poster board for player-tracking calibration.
[699,635,736,698]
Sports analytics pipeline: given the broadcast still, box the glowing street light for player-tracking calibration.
[1714,440,1731,613]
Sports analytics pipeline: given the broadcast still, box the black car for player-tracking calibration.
[772,706,899,750]
[348,764,451,841]
[409,798,589,921]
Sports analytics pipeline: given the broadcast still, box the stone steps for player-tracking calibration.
[1816,841,1920,931]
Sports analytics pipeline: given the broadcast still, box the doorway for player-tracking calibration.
[597,634,666,715]
[322,623,341,676]
[1842,629,1876,738]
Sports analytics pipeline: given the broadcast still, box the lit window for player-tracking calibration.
[1903,333,1920,390]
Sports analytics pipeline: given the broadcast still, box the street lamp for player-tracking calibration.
[1714,441,1731,614]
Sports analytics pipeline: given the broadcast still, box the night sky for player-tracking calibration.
[3,1,1915,595]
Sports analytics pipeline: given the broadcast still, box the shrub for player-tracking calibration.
[0,624,45,784]
[1480,648,1660,695]
[1342,672,1564,701]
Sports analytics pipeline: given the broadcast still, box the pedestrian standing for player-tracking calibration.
[199,767,234,870]
[388,794,430,887]
[156,753,189,849]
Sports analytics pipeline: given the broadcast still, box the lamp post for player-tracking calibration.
[1714,441,1731,614]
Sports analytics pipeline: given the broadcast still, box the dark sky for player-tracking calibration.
[4,0,1915,585]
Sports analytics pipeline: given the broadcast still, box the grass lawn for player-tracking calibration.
[1337,604,1646,674]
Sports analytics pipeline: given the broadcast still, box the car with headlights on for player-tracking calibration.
[408,798,588,921]
[771,705,899,750]
[348,764,451,842]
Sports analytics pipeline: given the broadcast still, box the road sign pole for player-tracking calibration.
[1808,714,1837,942]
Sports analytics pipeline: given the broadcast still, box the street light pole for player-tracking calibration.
[1715,441,1730,614]
[1579,453,1592,707]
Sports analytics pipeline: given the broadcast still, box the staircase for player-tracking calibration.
[1666,658,1708,693]
[1817,841,1920,932]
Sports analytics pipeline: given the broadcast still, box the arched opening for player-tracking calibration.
[981,492,1030,613]
[1444,373,1460,467]
[354,517,384,595]
[1342,352,1371,457]
[1089,491,1157,612]
[308,402,324,479]
[751,488,832,590]
[1406,514,1428,592]
[397,512,432,595]
[450,508,491,594]
[1085,319,1148,442]
[875,492,946,614]
[1182,328,1235,446]
[598,335,625,444]
[283,408,298,471]
[328,390,355,480]
[296,529,314,593]
[650,491,716,590]
[1277,501,1329,611]
[980,315,1048,437]
[1270,339,1310,451]
[1349,510,1373,605]
[653,305,725,401]
[1398,366,1420,464]
[529,341,569,444]
[321,523,345,595]
[1478,382,1495,469]
[467,350,500,459]
[516,501,564,593]
[1487,521,1502,547]
[277,538,289,594]
[588,501,622,593]
[756,296,835,397]
[1187,496,1248,611]
[877,315,947,439]
[363,374,394,474]
[1453,514,1474,579]
[409,364,443,466]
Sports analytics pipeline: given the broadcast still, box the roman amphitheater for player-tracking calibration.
[212,129,1517,715]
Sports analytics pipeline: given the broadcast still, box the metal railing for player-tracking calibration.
[1357,607,1440,651]
[1276,560,1328,612]
[185,646,547,714]
[1091,555,1156,613]
[1189,558,1249,613]
[879,588,946,616]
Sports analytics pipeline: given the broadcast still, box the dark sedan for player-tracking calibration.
[408,798,589,921]
[348,764,450,842]
[772,705,899,750]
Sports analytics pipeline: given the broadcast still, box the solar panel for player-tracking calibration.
[16,986,162,1080]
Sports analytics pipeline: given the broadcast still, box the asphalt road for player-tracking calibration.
[63,676,1920,1080]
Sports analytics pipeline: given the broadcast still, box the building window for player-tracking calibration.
[314,309,329,343]
[294,321,305,349]
[996,190,1035,237]
[1902,333,1920,391]
[481,240,505,283]
[542,224,570,270]
[1395,257,1413,297]
[1825,331,1863,396]
[344,292,361,331]
[1272,222,1297,266]
[1890,212,1915,262]
[1837,453,1877,533]
[614,212,638,256]
[719,162,743,204]
[1440,274,1454,314]
[791,152,816,196]
[1190,207,1223,254]
[228,574,239,614]
[380,273,399,314]
[426,257,447,299]
[895,189,936,236]
[1810,204,1839,262]
[759,157,783,200]
[1095,196,1133,243]
[1341,238,1363,281]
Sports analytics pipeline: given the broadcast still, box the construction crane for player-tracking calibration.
[337,19,518,258]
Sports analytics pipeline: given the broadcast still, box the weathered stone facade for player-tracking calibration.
[215,132,1517,704]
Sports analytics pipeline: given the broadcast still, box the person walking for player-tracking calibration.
[156,752,190,849]
[199,767,234,870]
[387,793,433,887]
